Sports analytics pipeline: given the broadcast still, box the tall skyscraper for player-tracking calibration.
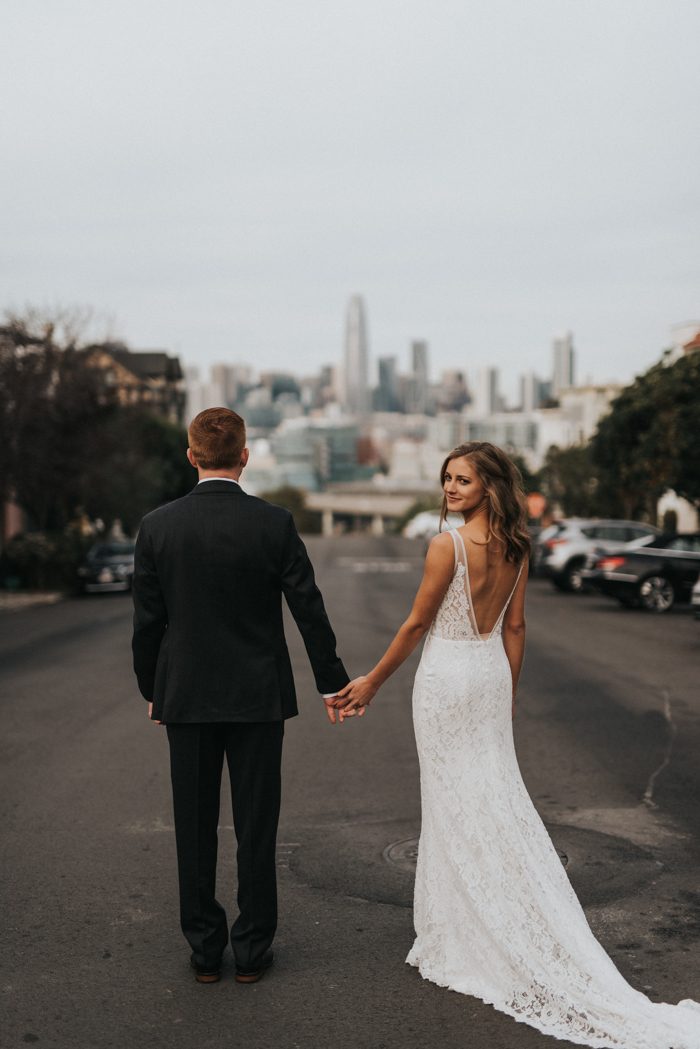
[210,362,253,406]
[376,355,400,411]
[471,366,500,416]
[552,331,575,397]
[520,370,544,412]
[410,339,429,413]
[342,295,369,414]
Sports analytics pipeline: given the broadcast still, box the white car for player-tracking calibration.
[403,511,442,540]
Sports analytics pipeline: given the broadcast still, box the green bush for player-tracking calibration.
[258,486,321,534]
[2,529,93,591]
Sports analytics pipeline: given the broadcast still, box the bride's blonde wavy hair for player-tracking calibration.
[439,442,531,564]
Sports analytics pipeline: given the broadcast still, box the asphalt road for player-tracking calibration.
[1,536,699,1049]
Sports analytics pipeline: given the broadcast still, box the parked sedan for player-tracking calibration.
[583,533,700,612]
[691,575,700,620]
[535,518,660,592]
[77,540,136,593]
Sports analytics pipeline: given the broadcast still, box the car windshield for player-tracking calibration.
[539,523,564,541]
[89,542,135,558]
[665,535,700,553]
[626,533,659,549]
[645,534,699,552]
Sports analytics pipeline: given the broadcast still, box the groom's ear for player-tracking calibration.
[240,447,250,468]
[186,447,198,469]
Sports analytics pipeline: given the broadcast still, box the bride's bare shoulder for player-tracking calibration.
[428,530,455,552]
[425,531,456,566]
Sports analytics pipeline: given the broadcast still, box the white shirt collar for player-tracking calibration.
[197,477,241,486]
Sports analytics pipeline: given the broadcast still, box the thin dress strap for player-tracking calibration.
[451,527,467,567]
[446,527,464,568]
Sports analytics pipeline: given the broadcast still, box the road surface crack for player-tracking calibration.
[643,690,677,808]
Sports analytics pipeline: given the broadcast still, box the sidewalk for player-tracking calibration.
[0,590,64,612]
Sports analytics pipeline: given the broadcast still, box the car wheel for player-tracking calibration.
[560,559,586,593]
[638,575,675,613]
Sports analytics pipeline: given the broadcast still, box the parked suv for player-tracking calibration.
[535,519,660,592]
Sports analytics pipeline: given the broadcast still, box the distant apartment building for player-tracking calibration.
[259,371,301,401]
[269,417,372,490]
[185,366,225,420]
[435,370,469,412]
[299,365,337,411]
[464,413,539,460]
[520,370,548,412]
[551,331,575,397]
[210,362,253,406]
[469,366,500,417]
[388,438,445,484]
[667,321,700,363]
[556,383,622,443]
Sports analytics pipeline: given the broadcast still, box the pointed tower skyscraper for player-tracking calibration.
[342,295,369,414]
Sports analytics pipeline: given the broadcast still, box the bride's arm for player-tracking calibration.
[336,532,455,713]
[502,560,529,717]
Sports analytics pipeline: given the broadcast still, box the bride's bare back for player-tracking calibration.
[455,524,522,637]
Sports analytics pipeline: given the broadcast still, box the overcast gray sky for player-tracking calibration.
[2,0,698,396]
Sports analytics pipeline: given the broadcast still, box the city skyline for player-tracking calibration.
[184,320,620,424]
[182,302,646,410]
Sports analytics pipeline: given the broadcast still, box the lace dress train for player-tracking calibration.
[406,529,700,1048]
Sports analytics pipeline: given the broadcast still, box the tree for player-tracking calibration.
[538,444,603,517]
[0,307,192,537]
[0,336,119,530]
[78,409,193,533]
[258,486,321,534]
[509,453,538,495]
[591,352,700,520]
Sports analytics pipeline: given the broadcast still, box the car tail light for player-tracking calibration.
[596,556,627,571]
[545,538,567,548]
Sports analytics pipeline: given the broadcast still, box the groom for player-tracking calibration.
[132,407,349,983]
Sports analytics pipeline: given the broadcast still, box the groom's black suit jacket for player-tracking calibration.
[132,480,349,723]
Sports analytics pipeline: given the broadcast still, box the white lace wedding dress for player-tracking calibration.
[406,528,700,1048]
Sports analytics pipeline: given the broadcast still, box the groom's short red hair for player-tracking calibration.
[188,408,246,469]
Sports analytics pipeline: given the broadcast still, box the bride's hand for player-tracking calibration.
[334,676,378,718]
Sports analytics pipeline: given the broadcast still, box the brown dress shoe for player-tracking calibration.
[190,957,222,984]
[234,950,274,984]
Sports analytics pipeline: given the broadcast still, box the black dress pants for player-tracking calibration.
[166,721,284,971]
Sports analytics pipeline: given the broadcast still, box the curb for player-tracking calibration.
[0,591,65,613]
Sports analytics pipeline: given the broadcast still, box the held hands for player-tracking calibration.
[324,692,367,724]
[323,676,377,725]
[333,675,378,718]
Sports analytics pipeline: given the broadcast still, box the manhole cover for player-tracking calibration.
[383,837,420,872]
[383,836,568,872]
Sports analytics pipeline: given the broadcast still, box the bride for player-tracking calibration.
[335,441,700,1049]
